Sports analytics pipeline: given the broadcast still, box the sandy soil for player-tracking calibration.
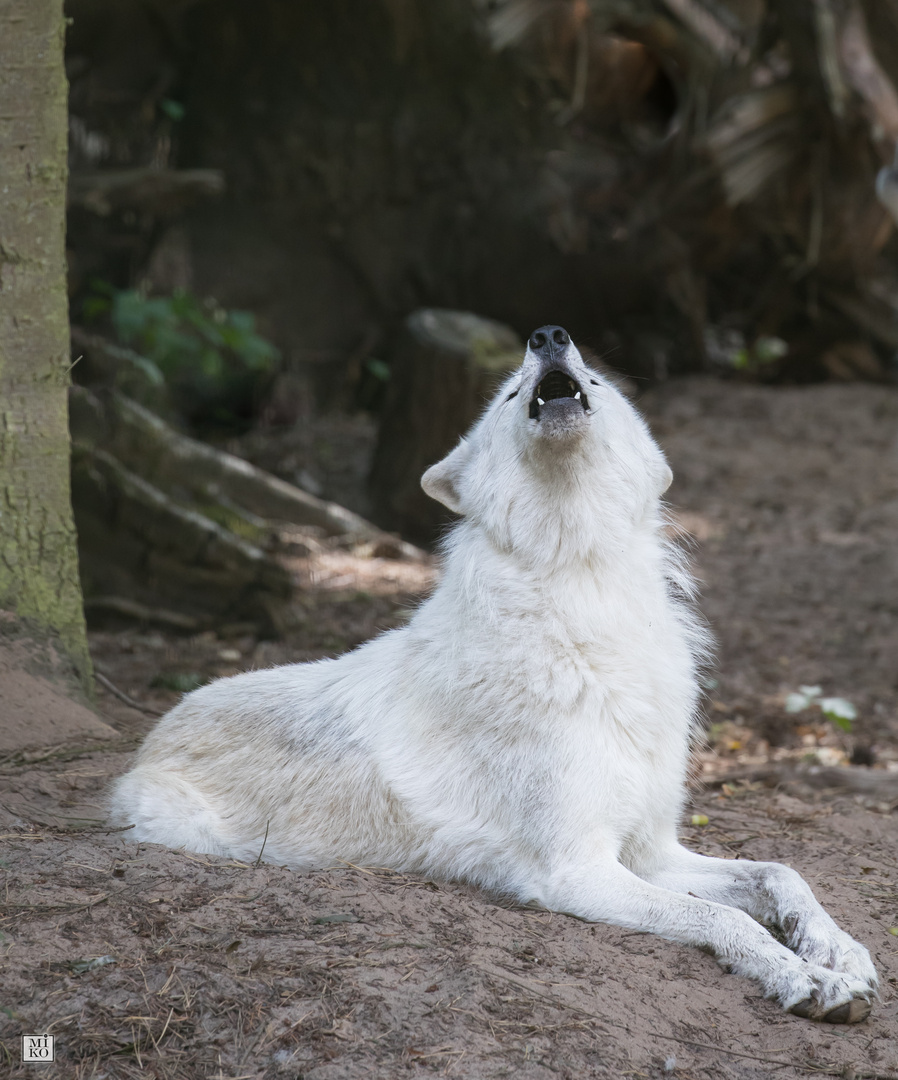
[2,377,898,1079]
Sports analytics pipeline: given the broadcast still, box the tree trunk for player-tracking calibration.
[0,0,93,688]
[369,310,522,543]
[65,385,425,635]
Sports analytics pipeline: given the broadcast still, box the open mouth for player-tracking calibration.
[529,369,590,420]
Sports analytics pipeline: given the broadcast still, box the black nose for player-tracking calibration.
[529,325,571,353]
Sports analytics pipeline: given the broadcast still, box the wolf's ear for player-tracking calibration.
[421,439,470,514]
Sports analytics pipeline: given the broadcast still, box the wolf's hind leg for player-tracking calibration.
[538,859,874,1022]
[639,845,877,1004]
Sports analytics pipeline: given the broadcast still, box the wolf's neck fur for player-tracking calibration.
[426,505,684,643]
[412,495,707,738]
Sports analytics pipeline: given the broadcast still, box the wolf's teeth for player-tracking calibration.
[537,397,545,406]
[574,391,581,400]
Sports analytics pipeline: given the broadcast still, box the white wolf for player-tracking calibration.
[110,325,877,1023]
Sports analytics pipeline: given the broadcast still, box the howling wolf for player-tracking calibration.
[110,325,877,1022]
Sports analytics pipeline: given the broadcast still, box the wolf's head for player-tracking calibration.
[421,326,673,565]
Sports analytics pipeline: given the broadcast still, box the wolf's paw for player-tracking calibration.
[783,969,874,1024]
[790,925,878,996]
[790,995,871,1024]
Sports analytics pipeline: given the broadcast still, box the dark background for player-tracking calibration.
[64,0,898,413]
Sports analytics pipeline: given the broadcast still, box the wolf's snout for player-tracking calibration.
[529,325,570,354]
[526,326,589,423]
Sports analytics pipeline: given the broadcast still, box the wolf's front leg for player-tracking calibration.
[538,860,875,1022]
[635,844,877,1018]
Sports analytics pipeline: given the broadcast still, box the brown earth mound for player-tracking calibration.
[0,621,117,755]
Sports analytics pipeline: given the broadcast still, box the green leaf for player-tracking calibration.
[111,290,149,341]
[754,336,788,363]
[819,697,856,720]
[820,697,856,732]
[199,346,224,379]
[227,310,255,334]
[160,99,186,122]
[365,358,391,382]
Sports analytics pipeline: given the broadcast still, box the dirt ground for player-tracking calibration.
[2,377,898,1079]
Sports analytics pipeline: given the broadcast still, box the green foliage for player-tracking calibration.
[160,98,186,122]
[729,336,788,371]
[785,685,857,732]
[365,358,391,382]
[86,283,280,430]
[88,284,278,381]
[705,327,789,372]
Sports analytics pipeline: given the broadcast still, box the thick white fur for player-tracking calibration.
[110,337,877,1019]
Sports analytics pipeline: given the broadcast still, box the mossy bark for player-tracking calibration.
[0,0,93,688]
[369,310,522,542]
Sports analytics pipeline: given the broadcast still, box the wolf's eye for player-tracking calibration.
[506,390,519,401]
[590,380,599,386]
